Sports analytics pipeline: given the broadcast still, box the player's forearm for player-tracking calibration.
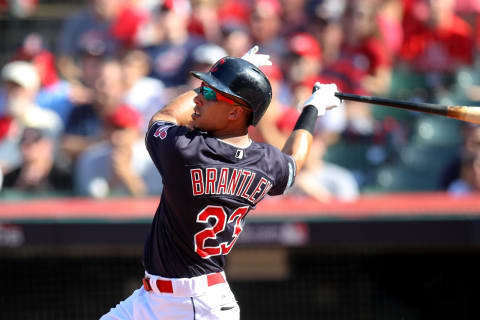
[281,129,313,175]
[149,90,197,128]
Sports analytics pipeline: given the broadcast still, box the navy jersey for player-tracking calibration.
[143,121,296,278]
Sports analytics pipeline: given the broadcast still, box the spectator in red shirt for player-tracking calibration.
[337,0,394,95]
[400,0,474,73]
[285,32,323,86]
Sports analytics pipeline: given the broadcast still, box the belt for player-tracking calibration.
[142,272,225,294]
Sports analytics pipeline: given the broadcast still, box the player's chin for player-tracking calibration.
[191,116,204,131]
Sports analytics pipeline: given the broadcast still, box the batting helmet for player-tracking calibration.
[191,56,272,126]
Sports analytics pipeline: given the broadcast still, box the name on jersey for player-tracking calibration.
[190,167,272,204]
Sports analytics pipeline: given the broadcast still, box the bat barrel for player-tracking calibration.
[335,92,449,116]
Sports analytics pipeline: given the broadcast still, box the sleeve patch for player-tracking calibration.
[153,124,175,139]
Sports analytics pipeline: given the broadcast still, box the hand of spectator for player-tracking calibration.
[302,82,341,116]
[68,83,94,105]
[241,45,272,67]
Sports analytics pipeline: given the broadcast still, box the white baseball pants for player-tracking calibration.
[100,271,240,320]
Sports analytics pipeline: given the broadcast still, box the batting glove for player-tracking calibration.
[302,82,341,116]
[241,45,272,67]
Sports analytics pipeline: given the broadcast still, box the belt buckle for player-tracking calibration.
[156,279,174,293]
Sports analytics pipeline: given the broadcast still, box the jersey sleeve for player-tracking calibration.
[267,152,297,196]
[145,120,187,178]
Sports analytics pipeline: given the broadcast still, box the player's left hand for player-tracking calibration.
[241,45,272,67]
[302,82,342,116]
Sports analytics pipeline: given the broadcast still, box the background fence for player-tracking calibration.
[1,194,480,319]
[1,248,480,320]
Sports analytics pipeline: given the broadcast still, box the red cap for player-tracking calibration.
[289,33,322,59]
[218,0,250,25]
[106,104,141,129]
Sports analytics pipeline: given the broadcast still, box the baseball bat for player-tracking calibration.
[335,92,480,125]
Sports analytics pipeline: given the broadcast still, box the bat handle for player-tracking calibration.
[335,92,347,101]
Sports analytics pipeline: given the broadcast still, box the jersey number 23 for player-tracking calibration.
[194,205,249,259]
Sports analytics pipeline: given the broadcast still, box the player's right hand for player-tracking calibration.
[302,82,342,116]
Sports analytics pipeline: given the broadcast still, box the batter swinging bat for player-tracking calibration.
[335,92,480,125]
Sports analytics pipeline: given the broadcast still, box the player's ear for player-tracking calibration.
[227,106,243,121]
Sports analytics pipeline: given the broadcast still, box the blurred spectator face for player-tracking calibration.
[429,0,455,24]
[318,20,343,65]
[320,20,343,48]
[122,50,151,87]
[250,0,282,43]
[164,11,188,36]
[94,60,126,110]
[288,56,321,85]
[221,24,252,57]
[308,0,345,63]
[343,2,376,44]
[190,0,220,35]
[286,33,322,85]
[155,1,191,41]
[20,128,53,164]
[92,0,123,21]
[282,0,305,19]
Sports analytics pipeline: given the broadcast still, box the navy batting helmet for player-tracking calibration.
[190,57,272,126]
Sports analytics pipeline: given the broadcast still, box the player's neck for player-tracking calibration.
[214,130,251,148]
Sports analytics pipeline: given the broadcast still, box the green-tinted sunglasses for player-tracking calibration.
[200,84,238,105]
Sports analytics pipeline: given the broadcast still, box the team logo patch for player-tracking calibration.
[210,58,225,72]
[153,125,173,139]
[235,150,244,159]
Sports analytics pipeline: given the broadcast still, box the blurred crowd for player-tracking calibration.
[1,0,480,201]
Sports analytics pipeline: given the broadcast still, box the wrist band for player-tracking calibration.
[293,106,318,134]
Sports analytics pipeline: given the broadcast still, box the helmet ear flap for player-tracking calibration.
[190,57,272,126]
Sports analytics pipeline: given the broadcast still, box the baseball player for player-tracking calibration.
[100,46,341,320]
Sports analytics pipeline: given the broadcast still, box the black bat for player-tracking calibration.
[335,92,480,125]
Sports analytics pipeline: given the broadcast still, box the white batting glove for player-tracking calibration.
[302,82,341,116]
[241,45,272,67]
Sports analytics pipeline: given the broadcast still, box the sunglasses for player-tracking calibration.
[200,84,247,107]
